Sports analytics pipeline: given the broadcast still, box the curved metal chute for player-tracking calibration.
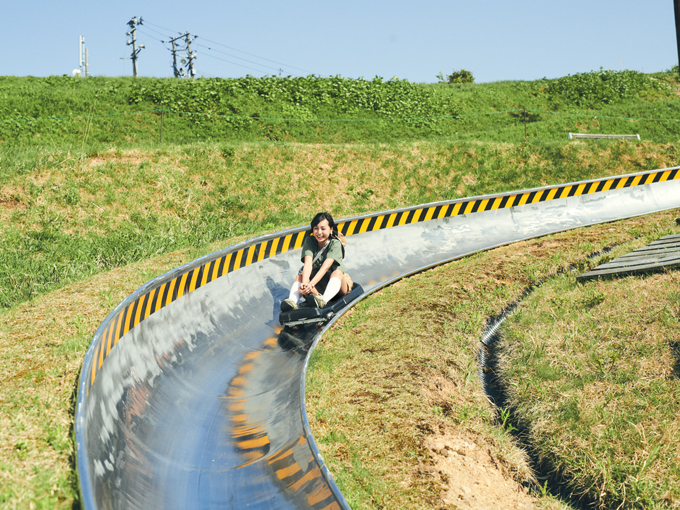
[75,168,680,509]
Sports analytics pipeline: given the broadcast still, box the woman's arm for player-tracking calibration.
[309,257,334,287]
[301,256,313,286]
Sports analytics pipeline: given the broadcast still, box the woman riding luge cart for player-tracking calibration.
[279,212,363,327]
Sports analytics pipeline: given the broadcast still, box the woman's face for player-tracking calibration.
[313,218,331,246]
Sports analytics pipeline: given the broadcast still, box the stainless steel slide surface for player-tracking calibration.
[75,168,680,509]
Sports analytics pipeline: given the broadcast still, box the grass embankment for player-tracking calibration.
[2,69,680,146]
[4,139,677,311]
[499,237,680,509]
[0,140,678,508]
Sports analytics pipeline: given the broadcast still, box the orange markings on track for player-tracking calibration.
[238,363,255,374]
[227,400,245,412]
[231,376,247,387]
[290,466,321,491]
[228,387,245,397]
[241,451,266,462]
[275,464,302,480]
[231,414,248,424]
[236,436,270,449]
[307,485,333,506]
[244,351,262,361]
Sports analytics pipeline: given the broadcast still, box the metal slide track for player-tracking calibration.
[75,168,680,509]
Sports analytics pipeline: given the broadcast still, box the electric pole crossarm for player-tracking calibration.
[162,34,186,78]
[185,32,197,78]
[125,17,145,77]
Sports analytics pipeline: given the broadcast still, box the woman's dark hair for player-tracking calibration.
[309,212,345,258]
[311,212,336,231]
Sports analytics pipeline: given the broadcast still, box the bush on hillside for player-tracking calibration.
[128,75,456,122]
[437,69,475,84]
[540,68,653,108]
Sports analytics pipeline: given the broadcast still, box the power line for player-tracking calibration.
[140,19,180,33]
[143,19,313,75]
[139,24,171,39]
[198,36,312,74]
[194,43,280,72]
[138,23,276,75]
[136,28,166,44]
[199,52,267,76]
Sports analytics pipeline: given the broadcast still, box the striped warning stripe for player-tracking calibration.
[88,168,680,388]
[335,168,679,236]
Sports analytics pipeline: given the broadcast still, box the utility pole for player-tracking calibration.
[123,17,145,77]
[162,34,184,77]
[85,48,89,77]
[184,32,197,78]
[171,38,179,78]
[675,0,680,77]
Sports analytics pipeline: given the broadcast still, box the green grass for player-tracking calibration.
[499,236,680,509]
[1,69,680,508]
[1,139,678,507]
[2,69,680,146]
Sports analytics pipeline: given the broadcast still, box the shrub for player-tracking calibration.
[438,69,475,84]
[540,68,652,108]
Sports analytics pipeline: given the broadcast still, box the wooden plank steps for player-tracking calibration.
[577,234,680,281]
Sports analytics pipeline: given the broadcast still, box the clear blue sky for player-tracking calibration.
[3,1,677,83]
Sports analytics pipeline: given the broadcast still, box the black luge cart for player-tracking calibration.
[279,283,364,328]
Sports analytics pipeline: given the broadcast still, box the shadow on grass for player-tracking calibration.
[477,244,626,510]
[480,319,592,510]
[672,341,680,379]
[68,379,82,510]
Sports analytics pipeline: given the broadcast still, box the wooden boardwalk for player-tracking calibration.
[577,234,680,281]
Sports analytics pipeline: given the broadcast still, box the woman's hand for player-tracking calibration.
[299,282,314,296]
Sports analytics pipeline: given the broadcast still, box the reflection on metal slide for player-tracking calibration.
[75,168,680,509]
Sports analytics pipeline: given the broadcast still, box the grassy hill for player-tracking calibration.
[2,69,680,146]
[1,70,679,509]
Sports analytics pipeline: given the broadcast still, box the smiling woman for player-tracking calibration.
[281,212,352,312]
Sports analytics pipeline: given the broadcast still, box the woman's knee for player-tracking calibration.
[335,272,352,295]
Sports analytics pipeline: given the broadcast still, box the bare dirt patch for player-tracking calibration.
[422,374,542,509]
[424,429,539,509]
[86,148,152,168]
[0,187,26,235]
[0,191,23,210]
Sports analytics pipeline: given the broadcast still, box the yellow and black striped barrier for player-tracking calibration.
[88,167,680,389]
